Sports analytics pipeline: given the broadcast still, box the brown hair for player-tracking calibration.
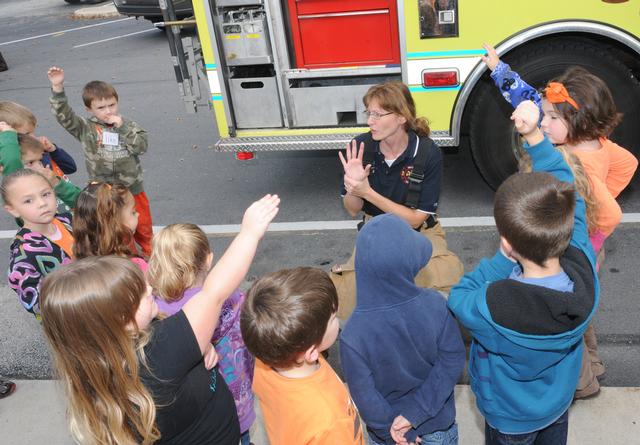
[542,66,622,144]
[17,133,45,157]
[1,168,51,205]
[149,223,211,302]
[494,172,576,266]
[241,267,338,369]
[0,101,37,130]
[41,256,160,445]
[363,82,431,137]
[73,182,135,258]
[82,80,119,107]
[518,146,598,234]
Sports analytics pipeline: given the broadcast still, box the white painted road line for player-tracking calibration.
[73,29,156,49]
[0,17,134,47]
[1,214,639,239]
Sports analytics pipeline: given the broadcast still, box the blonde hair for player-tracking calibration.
[0,101,37,130]
[149,223,211,303]
[363,82,431,137]
[41,256,160,445]
[518,146,598,233]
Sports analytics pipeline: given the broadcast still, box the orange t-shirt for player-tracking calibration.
[50,218,74,258]
[574,139,638,236]
[253,356,364,445]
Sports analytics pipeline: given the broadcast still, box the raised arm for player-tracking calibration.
[482,43,541,111]
[48,67,92,144]
[45,142,77,174]
[182,194,279,353]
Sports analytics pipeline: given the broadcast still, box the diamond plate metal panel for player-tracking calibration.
[214,131,455,152]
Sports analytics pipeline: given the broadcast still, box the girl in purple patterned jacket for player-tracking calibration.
[3,169,73,319]
[149,223,256,445]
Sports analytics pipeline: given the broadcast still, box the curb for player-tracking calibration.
[73,3,121,20]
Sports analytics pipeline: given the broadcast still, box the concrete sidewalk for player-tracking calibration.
[1,381,638,444]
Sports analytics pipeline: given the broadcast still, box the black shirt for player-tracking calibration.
[141,310,240,444]
[342,130,443,216]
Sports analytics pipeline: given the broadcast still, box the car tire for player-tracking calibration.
[468,37,640,189]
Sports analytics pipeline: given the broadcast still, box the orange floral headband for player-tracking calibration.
[544,82,580,110]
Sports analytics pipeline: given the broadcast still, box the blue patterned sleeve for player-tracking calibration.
[490,61,542,111]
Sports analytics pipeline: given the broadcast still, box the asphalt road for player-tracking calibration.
[1,0,639,386]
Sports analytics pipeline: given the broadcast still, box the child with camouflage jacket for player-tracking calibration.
[48,66,153,256]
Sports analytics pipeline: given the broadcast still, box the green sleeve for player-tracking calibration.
[49,89,91,144]
[0,131,24,174]
[54,179,81,209]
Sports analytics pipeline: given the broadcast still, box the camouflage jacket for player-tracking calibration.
[50,90,148,195]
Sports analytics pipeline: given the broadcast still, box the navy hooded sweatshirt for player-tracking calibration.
[340,214,466,444]
[447,137,599,434]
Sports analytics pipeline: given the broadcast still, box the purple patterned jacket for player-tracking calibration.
[8,213,73,320]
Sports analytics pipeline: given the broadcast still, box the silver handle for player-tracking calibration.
[298,9,389,20]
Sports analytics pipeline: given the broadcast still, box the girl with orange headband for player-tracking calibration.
[482,43,638,400]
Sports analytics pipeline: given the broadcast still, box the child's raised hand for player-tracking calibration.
[241,194,280,240]
[481,43,500,71]
[38,136,56,152]
[511,100,540,136]
[47,67,65,92]
[0,121,16,132]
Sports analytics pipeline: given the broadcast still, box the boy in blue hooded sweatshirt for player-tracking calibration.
[447,100,599,445]
[340,213,466,445]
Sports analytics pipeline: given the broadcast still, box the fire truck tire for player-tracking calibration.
[468,39,640,189]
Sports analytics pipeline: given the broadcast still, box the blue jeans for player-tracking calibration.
[484,410,569,445]
[240,431,250,445]
[369,423,458,445]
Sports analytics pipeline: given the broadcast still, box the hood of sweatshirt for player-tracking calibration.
[484,245,596,354]
[354,214,432,310]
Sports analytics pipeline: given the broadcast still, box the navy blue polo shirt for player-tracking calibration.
[341,130,443,216]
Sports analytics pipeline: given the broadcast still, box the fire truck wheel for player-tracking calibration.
[469,38,640,190]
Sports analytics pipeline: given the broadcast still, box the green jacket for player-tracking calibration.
[50,90,148,195]
[0,131,81,208]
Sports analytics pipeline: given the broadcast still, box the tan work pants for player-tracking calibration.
[331,221,464,320]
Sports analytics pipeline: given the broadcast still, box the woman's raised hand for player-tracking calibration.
[339,140,372,181]
[240,194,280,240]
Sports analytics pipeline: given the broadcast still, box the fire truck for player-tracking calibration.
[159,0,640,188]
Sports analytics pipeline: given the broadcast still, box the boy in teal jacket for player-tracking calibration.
[447,101,599,444]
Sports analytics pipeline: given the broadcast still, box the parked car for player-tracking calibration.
[112,0,193,23]
[64,0,108,4]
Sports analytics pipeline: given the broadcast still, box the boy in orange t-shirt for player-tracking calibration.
[241,267,364,445]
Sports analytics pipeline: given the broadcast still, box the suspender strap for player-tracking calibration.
[405,136,428,209]
[362,135,375,171]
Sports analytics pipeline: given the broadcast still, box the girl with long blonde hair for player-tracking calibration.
[40,194,279,445]
[149,223,256,445]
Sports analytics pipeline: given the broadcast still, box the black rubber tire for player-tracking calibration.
[468,37,640,190]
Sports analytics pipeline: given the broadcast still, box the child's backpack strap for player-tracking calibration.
[405,136,429,209]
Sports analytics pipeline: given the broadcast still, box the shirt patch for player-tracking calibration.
[400,165,413,184]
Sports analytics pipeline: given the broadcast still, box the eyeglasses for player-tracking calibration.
[363,110,393,120]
